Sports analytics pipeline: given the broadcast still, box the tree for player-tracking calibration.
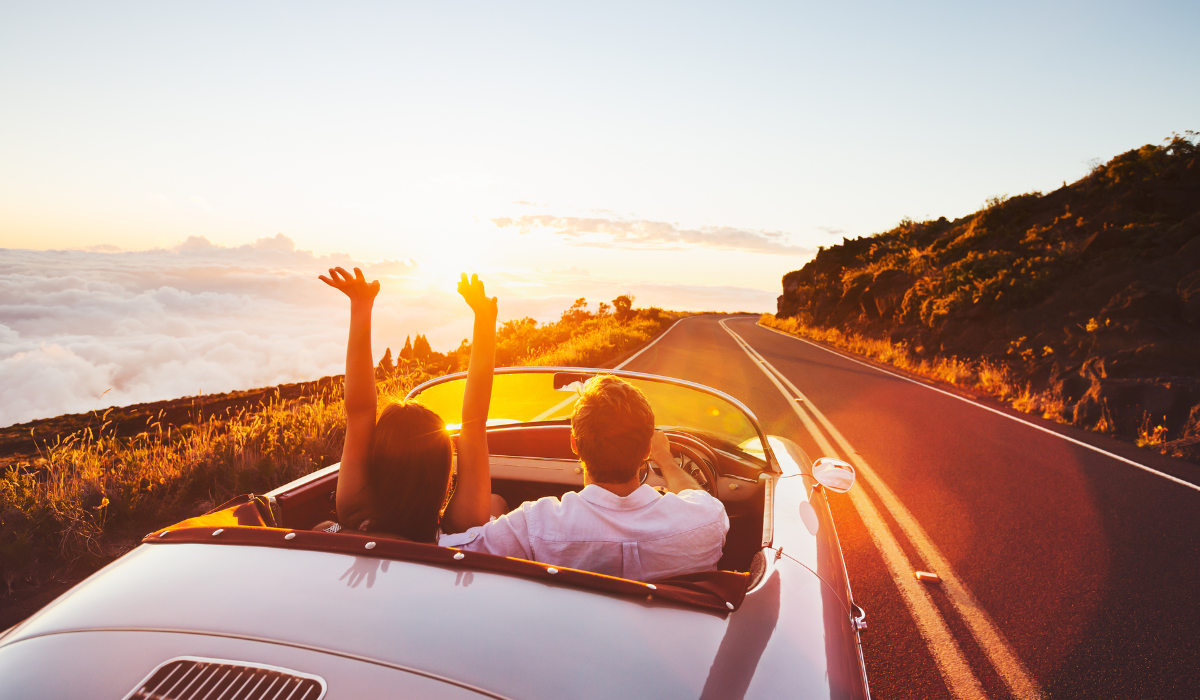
[413,334,432,360]
[376,347,394,377]
[612,294,635,321]
[561,297,590,325]
[561,298,590,326]
[453,338,471,371]
[597,301,611,317]
[400,336,413,361]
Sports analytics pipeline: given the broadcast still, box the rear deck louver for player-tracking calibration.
[124,656,326,700]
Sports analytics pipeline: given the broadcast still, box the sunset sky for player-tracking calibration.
[2,1,1197,425]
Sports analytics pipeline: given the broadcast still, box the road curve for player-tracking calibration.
[620,314,1200,700]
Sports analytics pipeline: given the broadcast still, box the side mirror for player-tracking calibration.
[812,457,855,493]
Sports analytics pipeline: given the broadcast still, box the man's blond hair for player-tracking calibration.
[571,375,655,483]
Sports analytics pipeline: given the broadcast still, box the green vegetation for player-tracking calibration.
[0,296,679,599]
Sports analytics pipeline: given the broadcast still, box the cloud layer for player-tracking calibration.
[491,215,811,256]
[0,236,777,427]
[0,238,445,427]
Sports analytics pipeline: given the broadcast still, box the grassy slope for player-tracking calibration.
[773,134,1200,462]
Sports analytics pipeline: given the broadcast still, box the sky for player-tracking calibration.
[1,1,1197,425]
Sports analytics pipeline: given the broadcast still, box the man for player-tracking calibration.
[440,374,729,581]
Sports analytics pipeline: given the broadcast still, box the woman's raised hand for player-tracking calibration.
[458,273,498,318]
[320,267,380,305]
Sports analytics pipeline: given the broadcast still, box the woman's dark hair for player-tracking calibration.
[366,401,454,543]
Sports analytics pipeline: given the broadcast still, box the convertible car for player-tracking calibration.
[0,368,870,700]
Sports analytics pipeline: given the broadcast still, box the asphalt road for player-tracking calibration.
[621,314,1200,700]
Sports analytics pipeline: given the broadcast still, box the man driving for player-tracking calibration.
[439,374,729,581]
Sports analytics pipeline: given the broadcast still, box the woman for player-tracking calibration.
[318,266,500,542]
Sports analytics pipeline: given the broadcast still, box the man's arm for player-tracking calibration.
[441,273,498,533]
[648,430,704,494]
[318,267,380,526]
[441,506,534,560]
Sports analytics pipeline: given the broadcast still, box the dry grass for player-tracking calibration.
[1136,413,1169,447]
[760,314,1068,421]
[521,316,664,367]
[1,308,674,593]
[0,377,391,592]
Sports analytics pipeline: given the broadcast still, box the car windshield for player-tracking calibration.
[408,369,770,466]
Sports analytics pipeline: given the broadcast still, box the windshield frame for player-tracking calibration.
[407,366,779,473]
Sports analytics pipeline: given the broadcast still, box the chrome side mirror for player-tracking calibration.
[812,457,855,493]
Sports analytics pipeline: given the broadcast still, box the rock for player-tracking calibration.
[1183,404,1200,439]
[1051,366,1091,405]
[1179,270,1200,325]
[1159,435,1200,463]
[860,269,915,320]
[1072,377,1200,436]
[829,281,869,327]
[1101,282,1180,320]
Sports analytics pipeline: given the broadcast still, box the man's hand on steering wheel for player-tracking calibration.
[648,429,706,495]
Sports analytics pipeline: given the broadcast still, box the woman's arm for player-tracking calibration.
[319,266,380,526]
[441,273,498,533]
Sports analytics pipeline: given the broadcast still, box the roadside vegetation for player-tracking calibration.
[0,295,678,604]
[772,133,1200,462]
[760,313,1068,419]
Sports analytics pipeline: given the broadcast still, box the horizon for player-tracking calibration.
[2,1,1197,425]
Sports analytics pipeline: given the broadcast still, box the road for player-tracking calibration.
[620,314,1200,700]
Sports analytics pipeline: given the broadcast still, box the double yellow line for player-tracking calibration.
[720,319,1042,700]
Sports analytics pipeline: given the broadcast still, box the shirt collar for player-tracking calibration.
[579,483,660,510]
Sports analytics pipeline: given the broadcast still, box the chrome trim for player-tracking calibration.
[761,474,776,548]
[264,463,340,498]
[491,454,577,463]
[746,546,781,594]
[121,655,327,700]
[723,473,759,484]
[265,495,281,528]
[851,604,868,631]
[407,366,779,472]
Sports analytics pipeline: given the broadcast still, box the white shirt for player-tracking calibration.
[438,484,729,582]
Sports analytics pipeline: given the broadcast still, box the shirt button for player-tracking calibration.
[469,532,477,541]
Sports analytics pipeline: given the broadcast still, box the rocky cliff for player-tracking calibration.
[777,134,1200,461]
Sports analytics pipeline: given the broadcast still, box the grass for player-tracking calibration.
[1137,413,1169,447]
[759,313,1068,421]
[521,316,666,367]
[0,379,368,594]
[0,303,676,596]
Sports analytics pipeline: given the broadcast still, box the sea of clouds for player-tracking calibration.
[0,235,775,427]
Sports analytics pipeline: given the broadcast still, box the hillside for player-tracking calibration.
[774,133,1200,462]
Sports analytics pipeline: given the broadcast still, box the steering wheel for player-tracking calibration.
[646,430,721,498]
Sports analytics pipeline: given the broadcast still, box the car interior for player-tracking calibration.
[268,422,770,575]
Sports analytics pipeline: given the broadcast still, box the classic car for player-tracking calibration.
[0,367,870,700]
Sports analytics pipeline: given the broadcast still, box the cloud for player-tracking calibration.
[0,234,779,427]
[0,236,457,427]
[815,225,846,237]
[491,215,811,256]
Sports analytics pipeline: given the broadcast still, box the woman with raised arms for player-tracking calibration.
[318,267,502,542]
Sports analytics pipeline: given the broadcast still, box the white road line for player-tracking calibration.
[752,319,1200,494]
[719,321,989,700]
[845,479,988,700]
[615,317,686,369]
[530,317,689,421]
[724,318,1045,700]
